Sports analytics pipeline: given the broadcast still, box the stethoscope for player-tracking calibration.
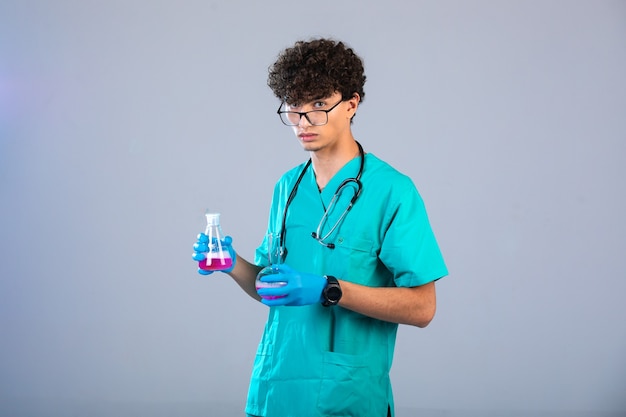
[278,141,364,259]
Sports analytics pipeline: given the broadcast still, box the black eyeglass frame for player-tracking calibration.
[276,98,344,126]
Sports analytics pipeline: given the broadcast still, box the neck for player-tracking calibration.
[311,140,361,191]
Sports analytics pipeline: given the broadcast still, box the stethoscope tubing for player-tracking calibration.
[278,141,364,257]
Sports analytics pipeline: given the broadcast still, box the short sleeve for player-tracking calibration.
[379,179,448,287]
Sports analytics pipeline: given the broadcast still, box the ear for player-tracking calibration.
[347,93,360,118]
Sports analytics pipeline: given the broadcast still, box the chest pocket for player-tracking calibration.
[330,235,377,285]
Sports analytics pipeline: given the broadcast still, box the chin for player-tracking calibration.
[299,141,321,152]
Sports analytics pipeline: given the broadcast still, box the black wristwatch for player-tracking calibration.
[322,275,342,307]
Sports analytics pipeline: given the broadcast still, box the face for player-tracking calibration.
[283,92,359,152]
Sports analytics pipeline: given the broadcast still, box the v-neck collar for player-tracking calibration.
[309,155,363,204]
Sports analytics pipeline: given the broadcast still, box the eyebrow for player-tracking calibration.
[288,98,324,107]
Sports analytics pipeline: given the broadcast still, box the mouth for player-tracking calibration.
[298,132,317,142]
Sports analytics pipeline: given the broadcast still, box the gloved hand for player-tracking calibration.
[192,233,236,275]
[256,263,327,307]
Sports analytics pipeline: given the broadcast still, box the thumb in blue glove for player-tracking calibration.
[257,263,327,306]
[192,233,236,275]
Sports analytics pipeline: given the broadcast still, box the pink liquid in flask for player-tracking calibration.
[198,255,233,271]
[255,289,287,301]
[255,272,288,301]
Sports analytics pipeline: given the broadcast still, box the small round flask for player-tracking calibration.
[255,232,287,300]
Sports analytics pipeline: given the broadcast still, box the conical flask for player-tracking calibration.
[198,212,234,272]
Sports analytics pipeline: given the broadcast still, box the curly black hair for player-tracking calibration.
[267,38,366,106]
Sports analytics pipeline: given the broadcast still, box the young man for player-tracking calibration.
[192,38,448,417]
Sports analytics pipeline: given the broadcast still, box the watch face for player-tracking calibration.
[326,286,341,301]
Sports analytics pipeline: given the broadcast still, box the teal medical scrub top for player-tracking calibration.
[246,153,448,417]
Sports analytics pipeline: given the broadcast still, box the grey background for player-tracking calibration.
[1,1,625,416]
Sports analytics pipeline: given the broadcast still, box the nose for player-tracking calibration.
[298,113,312,127]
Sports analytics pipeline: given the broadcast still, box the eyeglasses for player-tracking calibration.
[277,99,344,126]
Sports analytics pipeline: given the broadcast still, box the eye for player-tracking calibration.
[313,101,326,109]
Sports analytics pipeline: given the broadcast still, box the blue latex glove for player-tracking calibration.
[192,233,236,275]
[257,263,328,307]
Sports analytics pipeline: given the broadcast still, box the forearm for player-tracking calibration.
[337,280,436,328]
[227,254,263,301]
